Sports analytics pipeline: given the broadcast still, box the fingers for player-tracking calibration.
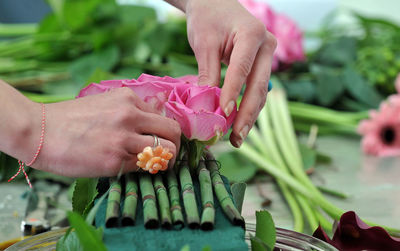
[136,112,181,155]
[220,35,262,118]
[125,134,178,172]
[117,87,160,115]
[194,41,221,86]
[230,37,276,148]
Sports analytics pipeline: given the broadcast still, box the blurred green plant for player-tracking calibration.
[278,12,400,111]
[0,0,195,97]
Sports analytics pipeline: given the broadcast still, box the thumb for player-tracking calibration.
[194,46,221,86]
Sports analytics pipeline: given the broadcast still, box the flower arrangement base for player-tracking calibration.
[94,174,247,251]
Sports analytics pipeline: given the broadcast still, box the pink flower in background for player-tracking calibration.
[165,85,237,142]
[273,14,305,66]
[239,0,305,71]
[358,94,400,157]
[238,0,276,31]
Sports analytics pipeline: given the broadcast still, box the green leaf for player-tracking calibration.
[168,56,198,77]
[311,64,344,106]
[254,210,276,251]
[47,0,65,20]
[118,5,157,24]
[342,66,383,108]
[146,24,173,56]
[66,211,107,251]
[202,246,212,251]
[299,144,317,172]
[69,46,120,88]
[315,37,357,66]
[115,67,143,79]
[83,68,115,87]
[316,152,332,165]
[62,0,109,31]
[231,183,247,214]
[56,229,83,251]
[283,80,316,103]
[72,178,99,217]
[251,235,271,251]
[217,151,258,183]
[86,187,110,225]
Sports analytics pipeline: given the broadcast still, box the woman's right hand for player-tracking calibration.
[28,87,181,177]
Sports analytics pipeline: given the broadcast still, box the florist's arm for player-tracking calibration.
[0,80,181,177]
[165,0,277,147]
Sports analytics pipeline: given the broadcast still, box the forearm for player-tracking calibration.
[0,80,41,161]
[163,0,188,12]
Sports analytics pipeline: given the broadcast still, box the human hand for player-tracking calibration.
[28,88,181,177]
[184,0,277,147]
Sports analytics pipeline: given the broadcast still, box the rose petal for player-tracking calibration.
[185,87,220,112]
[77,83,114,98]
[166,101,228,141]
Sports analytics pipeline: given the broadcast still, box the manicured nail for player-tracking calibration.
[235,138,243,147]
[239,125,249,141]
[224,101,235,117]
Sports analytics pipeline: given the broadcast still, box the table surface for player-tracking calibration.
[241,135,400,233]
[1,136,400,243]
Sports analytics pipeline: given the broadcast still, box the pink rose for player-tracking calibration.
[165,84,237,142]
[77,74,190,112]
[239,0,305,71]
[77,74,236,143]
[238,0,276,31]
[273,14,305,66]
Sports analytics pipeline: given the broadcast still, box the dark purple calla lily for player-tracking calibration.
[313,211,400,251]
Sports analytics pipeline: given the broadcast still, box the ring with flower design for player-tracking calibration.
[136,135,173,174]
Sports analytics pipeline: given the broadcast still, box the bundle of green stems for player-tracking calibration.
[104,158,243,230]
[288,101,367,135]
[237,88,400,235]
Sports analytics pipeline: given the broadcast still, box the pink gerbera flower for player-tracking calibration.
[358,94,400,156]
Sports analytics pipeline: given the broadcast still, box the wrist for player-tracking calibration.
[0,83,42,163]
[14,100,43,163]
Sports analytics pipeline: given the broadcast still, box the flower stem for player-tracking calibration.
[179,160,200,229]
[276,180,304,232]
[105,177,121,228]
[139,173,159,229]
[153,173,172,229]
[166,169,184,229]
[197,160,215,230]
[121,173,139,226]
[205,152,244,228]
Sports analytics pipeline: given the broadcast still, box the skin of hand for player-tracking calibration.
[166,0,277,147]
[0,81,181,177]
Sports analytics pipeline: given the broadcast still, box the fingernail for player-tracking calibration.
[239,125,249,141]
[235,138,243,147]
[224,101,235,117]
